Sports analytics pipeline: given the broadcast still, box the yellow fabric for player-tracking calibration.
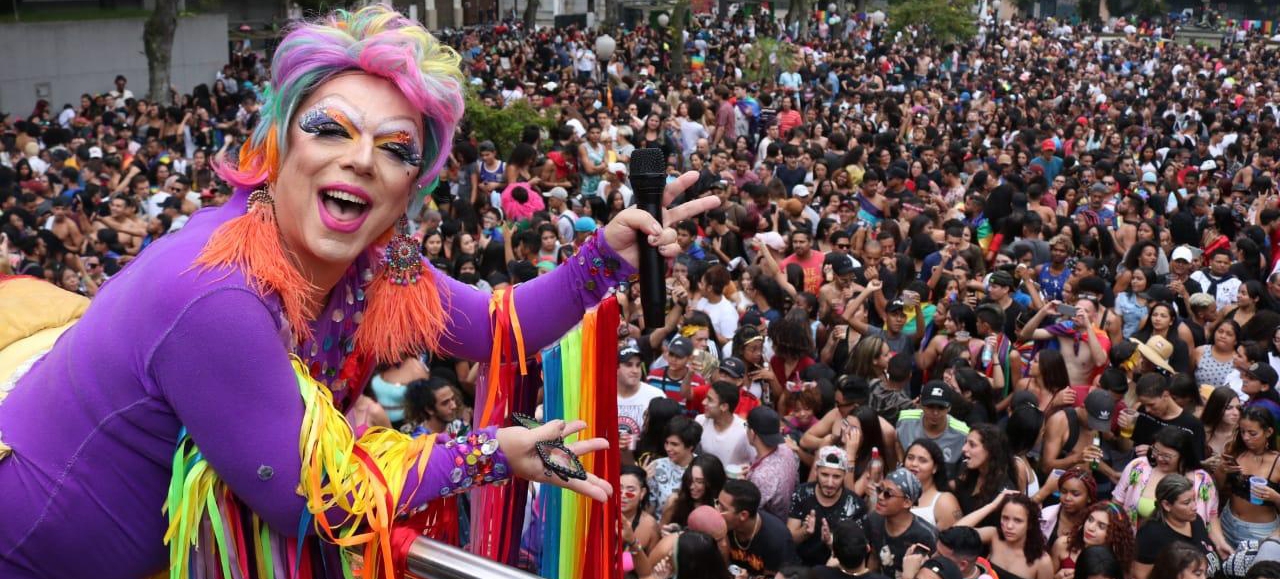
[0,277,90,351]
[0,324,76,401]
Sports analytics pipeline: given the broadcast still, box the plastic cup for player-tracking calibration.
[1120,409,1137,438]
[1252,476,1268,505]
[725,464,746,479]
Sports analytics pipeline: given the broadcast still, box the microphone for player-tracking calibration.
[629,148,668,331]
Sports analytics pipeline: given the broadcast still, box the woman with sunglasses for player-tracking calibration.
[621,464,661,554]
[1113,427,1227,554]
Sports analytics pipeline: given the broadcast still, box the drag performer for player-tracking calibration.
[0,7,716,578]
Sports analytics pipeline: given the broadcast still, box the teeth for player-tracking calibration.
[323,190,368,205]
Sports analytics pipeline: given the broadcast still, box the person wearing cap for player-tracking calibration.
[819,251,859,319]
[745,405,799,520]
[1241,363,1280,425]
[597,161,632,206]
[865,468,938,578]
[546,186,579,245]
[1031,138,1063,182]
[895,382,970,468]
[716,357,761,418]
[1040,390,1121,488]
[572,215,599,248]
[717,478,799,577]
[695,382,756,467]
[845,279,924,355]
[788,446,867,566]
[617,346,666,452]
[647,336,709,408]
[812,519,890,579]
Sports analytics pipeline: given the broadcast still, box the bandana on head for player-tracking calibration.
[887,467,922,503]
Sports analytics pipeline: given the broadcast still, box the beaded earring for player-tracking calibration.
[354,214,447,365]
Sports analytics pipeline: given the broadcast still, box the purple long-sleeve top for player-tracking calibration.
[0,188,632,579]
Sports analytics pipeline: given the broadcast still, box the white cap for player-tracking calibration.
[607,162,628,176]
[548,186,569,200]
[1171,245,1195,263]
[1199,160,1217,172]
[88,146,103,159]
[792,184,810,198]
[757,231,786,251]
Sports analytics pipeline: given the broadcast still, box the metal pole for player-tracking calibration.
[404,537,544,579]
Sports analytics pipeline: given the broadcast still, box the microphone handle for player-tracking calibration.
[632,176,667,331]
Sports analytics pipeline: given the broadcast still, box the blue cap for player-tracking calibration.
[574,216,598,233]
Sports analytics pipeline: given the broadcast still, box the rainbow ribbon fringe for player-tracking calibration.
[164,356,435,579]
[537,297,622,579]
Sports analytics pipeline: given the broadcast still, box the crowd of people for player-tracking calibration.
[6,5,1280,579]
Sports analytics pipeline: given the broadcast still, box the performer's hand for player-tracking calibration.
[603,171,720,268]
[497,419,613,502]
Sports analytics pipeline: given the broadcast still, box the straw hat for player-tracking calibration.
[1130,335,1175,375]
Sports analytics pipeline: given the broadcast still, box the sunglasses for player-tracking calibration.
[511,413,588,482]
[877,487,904,500]
[837,244,850,249]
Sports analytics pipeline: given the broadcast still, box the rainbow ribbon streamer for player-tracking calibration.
[538,296,622,579]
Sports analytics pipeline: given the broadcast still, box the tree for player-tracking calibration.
[742,38,800,84]
[668,0,690,78]
[144,0,179,106]
[888,0,977,45]
[523,0,538,28]
[461,88,557,156]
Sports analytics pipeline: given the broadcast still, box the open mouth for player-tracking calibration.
[316,185,372,233]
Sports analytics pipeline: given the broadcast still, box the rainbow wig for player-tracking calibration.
[218,5,464,191]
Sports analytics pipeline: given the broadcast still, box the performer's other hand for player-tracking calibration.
[497,419,613,502]
[603,171,720,268]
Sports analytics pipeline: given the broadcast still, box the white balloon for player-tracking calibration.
[657,13,670,26]
[594,34,617,59]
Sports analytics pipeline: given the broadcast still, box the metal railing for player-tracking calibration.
[404,537,542,579]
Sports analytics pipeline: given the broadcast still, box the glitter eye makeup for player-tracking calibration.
[375,131,423,167]
[299,99,422,168]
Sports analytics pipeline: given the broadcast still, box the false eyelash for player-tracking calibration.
[381,141,423,167]
[298,108,346,136]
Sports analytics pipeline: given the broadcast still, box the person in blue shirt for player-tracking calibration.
[1030,139,1064,182]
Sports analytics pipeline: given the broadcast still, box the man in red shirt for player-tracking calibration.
[779,229,825,295]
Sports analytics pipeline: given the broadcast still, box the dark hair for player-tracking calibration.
[955,367,998,424]
[852,405,890,467]
[1230,406,1279,457]
[620,464,650,512]
[403,377,453,424]
[1135,372,1170,398]
[1067,502,1134,570]
[975,304,1005,334]
[674,531,733,579]
[636,397,683,461]
[1035,349,1071,394]
[1005,401,1044,456]
[939,525,984,559]
[1246,561,1280,579]
[1201,386,1239,436]
[668,455,727,526]
[709,381,739,413]
[906,439,950,491]
[1152,426,1201,472]
[955,424,1015,507]
[1073,546,1124,579]
[1149,542,1208,579]
[831,519,872,569]
[997,494,1046,564]
[949,304,978,335]
[666,415,703,449]
[722,478,762,517]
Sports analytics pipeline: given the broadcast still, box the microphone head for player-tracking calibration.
[629,148,666,177]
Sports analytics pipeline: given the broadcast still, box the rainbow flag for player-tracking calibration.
[538,298,622,579]
[690,54,705,70]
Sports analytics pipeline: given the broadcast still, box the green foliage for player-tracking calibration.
[742,38,801,84]
[888,0,978,44]
[461,88,557,156]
